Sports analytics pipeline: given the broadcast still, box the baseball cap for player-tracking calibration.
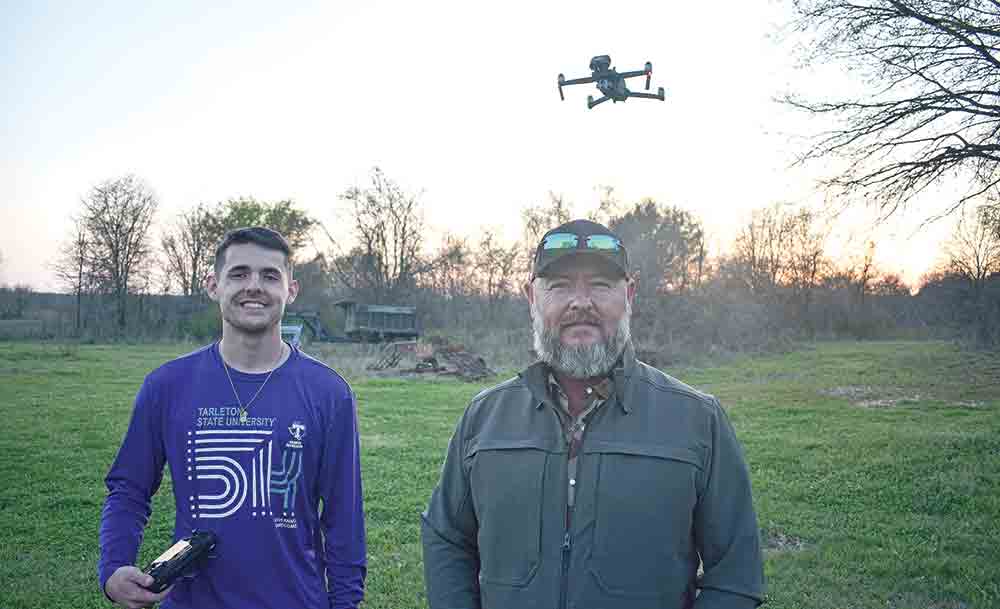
[531,219,629,280]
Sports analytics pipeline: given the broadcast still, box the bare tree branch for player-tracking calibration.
[78,175,158,330]
[785,0,1000,219]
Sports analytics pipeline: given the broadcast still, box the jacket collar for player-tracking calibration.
[521,341,638,414]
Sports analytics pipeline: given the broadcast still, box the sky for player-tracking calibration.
[1,0,958,291]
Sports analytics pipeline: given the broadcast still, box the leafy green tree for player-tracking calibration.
[209,197,317,253]
[160,198,317,296]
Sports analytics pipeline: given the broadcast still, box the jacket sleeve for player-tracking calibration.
[98,375,166,594]
[693,398,766,609]
[421,408,481,609]
[319,387,367,609]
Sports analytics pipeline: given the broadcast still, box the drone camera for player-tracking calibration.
[589,55,611,73]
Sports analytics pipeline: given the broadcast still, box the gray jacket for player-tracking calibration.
[421,345,765,609]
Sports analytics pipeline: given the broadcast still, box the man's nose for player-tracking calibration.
[567,284,595,309]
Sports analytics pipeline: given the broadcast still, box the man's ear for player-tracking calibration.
[204,273,220,302]
[523,279,536,308]
[626,275,637,305]
[287,279,300,304]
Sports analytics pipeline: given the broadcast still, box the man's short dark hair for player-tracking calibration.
[213,226,294,276]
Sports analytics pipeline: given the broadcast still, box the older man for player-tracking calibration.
[421,219,765,609]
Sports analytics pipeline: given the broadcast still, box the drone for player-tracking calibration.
[558,55,665,109]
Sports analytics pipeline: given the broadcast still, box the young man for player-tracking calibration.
[99,227,366,609]
[422,219,765,609]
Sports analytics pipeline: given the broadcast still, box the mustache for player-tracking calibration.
[560,314,601,327]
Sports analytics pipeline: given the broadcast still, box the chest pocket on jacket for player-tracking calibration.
[468,438,549,587]
[586,442,702,598]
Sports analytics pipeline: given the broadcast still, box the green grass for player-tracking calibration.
[0,340,997,608]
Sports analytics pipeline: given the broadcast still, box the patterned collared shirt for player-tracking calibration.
[547,373,613,521]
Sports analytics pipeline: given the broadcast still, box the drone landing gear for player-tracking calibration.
[587,95,611,109]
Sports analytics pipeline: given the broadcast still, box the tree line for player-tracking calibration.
[0,164,995,353]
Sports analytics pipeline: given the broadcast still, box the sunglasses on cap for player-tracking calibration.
[533,231,629,279]
[540,232,624,252]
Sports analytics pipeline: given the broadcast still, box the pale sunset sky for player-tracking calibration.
[1,0,958,291]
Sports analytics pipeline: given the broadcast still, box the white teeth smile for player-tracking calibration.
[242,303,265,308]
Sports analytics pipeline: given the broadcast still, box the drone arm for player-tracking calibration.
[561,76,596,86]
[625,88,665,101]
[620,62,653,89]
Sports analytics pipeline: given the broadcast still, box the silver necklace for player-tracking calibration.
[221,343,285,424]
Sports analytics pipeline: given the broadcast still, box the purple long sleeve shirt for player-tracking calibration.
[98,343,366,609]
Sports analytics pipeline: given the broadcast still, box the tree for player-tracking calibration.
[473,229,523,313]
[784,209,830,315]
[608,200,707,296]
[869,272,911,296]
[587,185,625,227]
[422,233,473,300]
[521,192,573,264]
[79,175,158,330]
[816,240,880,310]
[330,167,433,303]
[160,204,215,296]
[0,284,33,320]
[52,219,92,332]
[732,204,795,300]
[943,204,1000,297]
[785,0,1000,219]
[982,204,1000,238]
[209,197,317,253]
[160,198,317,296]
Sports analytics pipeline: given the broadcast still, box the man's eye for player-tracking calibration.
[264,273,280,281]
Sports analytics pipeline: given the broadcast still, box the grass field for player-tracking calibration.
[0,340,998,608]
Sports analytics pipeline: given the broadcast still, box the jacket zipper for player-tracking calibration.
[559,416,591,609]
[549,404,574,609]
[559,529,571,609]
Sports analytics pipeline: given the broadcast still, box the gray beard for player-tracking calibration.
[532,302,632,379]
